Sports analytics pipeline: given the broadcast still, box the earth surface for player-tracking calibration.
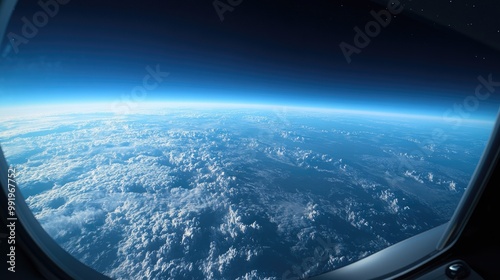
[0,105,490,279]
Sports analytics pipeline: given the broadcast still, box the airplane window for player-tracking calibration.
[1,0,499,279]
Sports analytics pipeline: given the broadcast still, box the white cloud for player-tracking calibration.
[0,108,476,279]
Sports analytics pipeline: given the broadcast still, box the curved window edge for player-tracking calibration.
[312,109,500,279]
[437,109,500,251]
[1,0,498,279]
[0,146,112,280]
[0,0,16,46]
[2,108,496,280]
[311,223,448,280]
[0,1,105,279]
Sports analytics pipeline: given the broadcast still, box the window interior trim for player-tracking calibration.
[1,1,499,279]
[0,145,112,280]
[0,4,108,279]
[1,107,497,280]
[313,110,500,279]
[437,109,500,251]
[0,0,17,46]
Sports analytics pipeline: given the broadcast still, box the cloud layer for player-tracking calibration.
[0,107,488,279]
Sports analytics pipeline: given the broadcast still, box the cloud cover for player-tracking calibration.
[0,107,488,279]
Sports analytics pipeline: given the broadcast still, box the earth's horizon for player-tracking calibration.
[0,105,490,279]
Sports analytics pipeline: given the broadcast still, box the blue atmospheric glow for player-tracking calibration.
[1,1,499,279]
[0,102,493,279]
[0,100,496,129]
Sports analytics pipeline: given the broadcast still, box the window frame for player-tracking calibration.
[1,0,499,278]
[0,149,112,280]
[1,112,497,280]
[312,110,500,279]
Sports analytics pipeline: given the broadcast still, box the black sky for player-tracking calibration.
[1,0,500,117]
